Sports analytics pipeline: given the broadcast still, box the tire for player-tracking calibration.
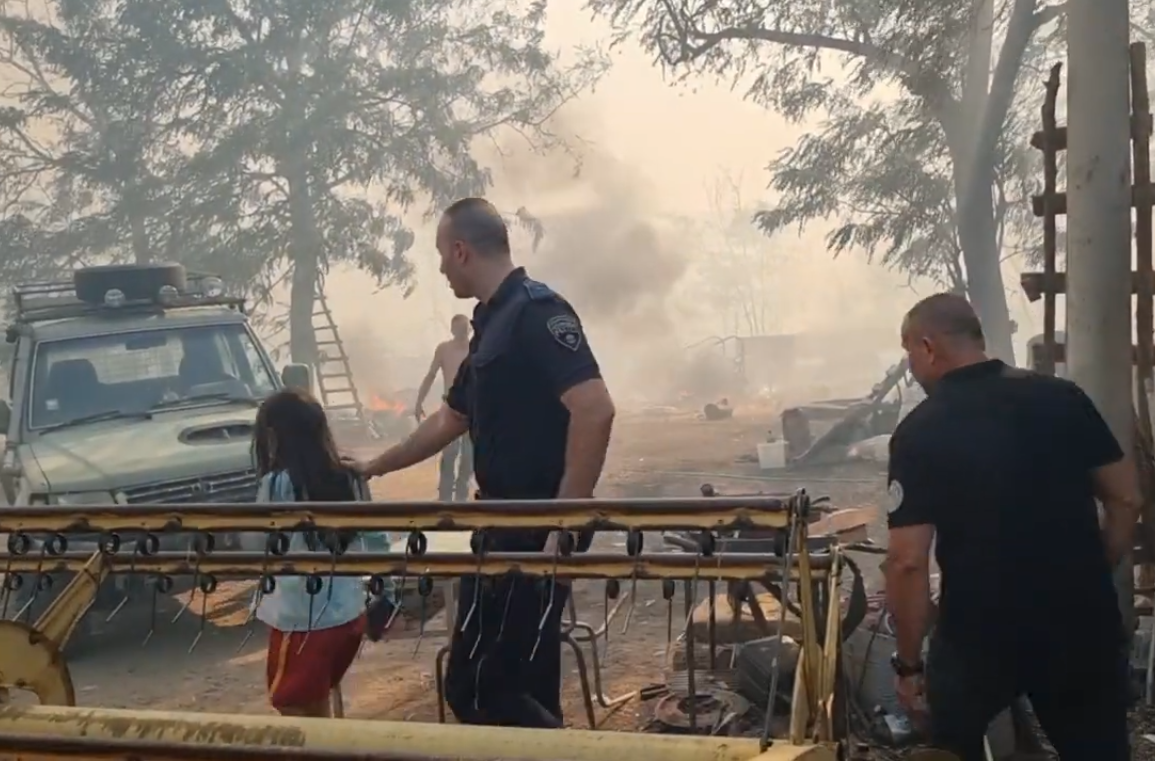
[74,263,187,304]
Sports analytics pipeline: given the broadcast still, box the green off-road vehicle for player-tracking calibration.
[0,263,311,630]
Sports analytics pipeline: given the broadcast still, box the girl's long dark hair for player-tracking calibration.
[252,387,355,503]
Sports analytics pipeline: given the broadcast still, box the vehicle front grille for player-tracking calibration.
[122,469,259,505]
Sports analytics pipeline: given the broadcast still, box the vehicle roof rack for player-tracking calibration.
[10,269,245,325]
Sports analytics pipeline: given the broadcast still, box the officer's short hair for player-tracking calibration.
[443,197,510,256]
[904,293,985,345]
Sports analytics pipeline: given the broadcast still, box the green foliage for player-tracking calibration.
[585,0,1064,291]
[754,100,968,289]
[0,0,604,310]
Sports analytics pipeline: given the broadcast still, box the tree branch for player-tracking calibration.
[661,11,956,110]
[679,25,896,67]
[1033,3,1067,28]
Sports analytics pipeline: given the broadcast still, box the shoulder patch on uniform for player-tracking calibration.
[524,279,556,301]
[546,313,583,351]
[887,480,904,514]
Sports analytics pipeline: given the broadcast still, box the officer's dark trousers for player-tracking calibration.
[925,631,1131,760]
[444,573,568,727]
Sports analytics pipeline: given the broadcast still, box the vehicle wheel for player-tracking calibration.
[74,263,187,303]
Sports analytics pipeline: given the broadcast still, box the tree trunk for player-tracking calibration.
[945,0,1017,362]
[286,166,321,367]
[125,180,152,264]
[130,214,151,264]
[288,250,318,367]
[939,0,1042,364]
[957,186,1016,362]
[944,118,1016,361]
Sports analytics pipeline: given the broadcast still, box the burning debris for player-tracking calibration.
[362,390,414,440]
[366,391,406,415]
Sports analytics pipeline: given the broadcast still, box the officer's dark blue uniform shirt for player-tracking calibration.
[446,268,601,519]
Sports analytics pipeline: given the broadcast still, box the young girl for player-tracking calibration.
[252,387,391,717]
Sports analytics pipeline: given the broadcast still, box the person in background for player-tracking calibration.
[349,197,615,727]
[415,314,473,501]
[884,293,1138,761]
[252,387,394,718]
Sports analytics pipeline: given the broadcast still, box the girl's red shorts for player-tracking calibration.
[266,614,364,710]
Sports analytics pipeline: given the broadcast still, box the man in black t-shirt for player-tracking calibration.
[884,293,1139,761]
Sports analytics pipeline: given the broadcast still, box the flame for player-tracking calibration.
[365,392,405,414]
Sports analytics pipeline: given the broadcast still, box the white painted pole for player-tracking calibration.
[1065,0,1135,636]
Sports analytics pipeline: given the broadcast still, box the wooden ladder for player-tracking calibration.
[312,289,373,433]
[1020,46,1155,633]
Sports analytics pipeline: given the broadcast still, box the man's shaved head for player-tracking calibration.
[903,293,985,348]
[436,197,514,300]
[900,293,988,391]
[442,197,510,256]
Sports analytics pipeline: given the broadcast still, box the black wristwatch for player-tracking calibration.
[890,653,925,677]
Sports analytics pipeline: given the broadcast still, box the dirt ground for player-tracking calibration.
[52,407,890,730]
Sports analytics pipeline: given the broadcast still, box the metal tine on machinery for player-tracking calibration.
[0,497,811,618]
[0,494,812,669]
[0,495,801,534]
[0,550,829,581]
[0,491,835,749]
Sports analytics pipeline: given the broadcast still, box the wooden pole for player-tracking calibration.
[1066,0,1135,637]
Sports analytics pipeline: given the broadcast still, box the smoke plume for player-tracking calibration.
[484,121,734,405]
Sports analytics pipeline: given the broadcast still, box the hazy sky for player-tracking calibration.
[321,0,1042,390]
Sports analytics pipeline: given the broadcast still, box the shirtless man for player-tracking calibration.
[415,315,473,501]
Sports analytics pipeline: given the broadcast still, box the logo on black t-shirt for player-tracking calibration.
[887,480,904,513]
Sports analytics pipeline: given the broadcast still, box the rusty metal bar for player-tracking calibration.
[1129,42,1155,599]
[0,733,477,761]
[1132,42,1154,416]
[1029,172,1155,216]
[0,705,834,761]
[0,551,830,580]
[0,496,796,534]
[1020,270,1155,301]
[1039,62,1062,376]
[1028,115,1154,151]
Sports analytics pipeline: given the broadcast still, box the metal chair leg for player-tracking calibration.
[565,621,634,710]
[432,590,632,727]
[435,643,450,724]
[561,632,597,728]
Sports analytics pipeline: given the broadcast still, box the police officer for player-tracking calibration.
[351,197,616,728]
[884,293,1139,761]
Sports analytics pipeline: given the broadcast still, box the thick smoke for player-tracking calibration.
[339,317,395,397]
[485,124,736,406]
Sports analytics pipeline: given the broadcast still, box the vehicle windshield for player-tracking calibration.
[29,323,277,430]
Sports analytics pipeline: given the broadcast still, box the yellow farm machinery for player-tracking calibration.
[0,492,858,761]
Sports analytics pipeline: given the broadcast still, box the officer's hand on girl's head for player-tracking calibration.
[341,456,370,477]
